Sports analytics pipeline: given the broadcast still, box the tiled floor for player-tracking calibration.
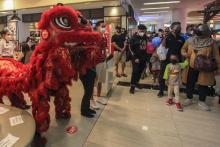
[2,68,220,147]
[85,86,220,147]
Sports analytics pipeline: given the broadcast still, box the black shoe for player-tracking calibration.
[89,109,96,114]
[130,87,135,94]
[136,84,143,89]
[81,112,94,118]
[157,92,164,98]
[121,74,128,77]
[22,104,31,110]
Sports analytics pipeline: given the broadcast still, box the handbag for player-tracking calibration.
[156,44,168,61]
[194,47,218,72]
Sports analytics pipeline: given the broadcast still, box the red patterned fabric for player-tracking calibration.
[0,5,102,145]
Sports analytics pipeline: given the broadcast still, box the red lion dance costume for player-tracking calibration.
[0,5,103,145]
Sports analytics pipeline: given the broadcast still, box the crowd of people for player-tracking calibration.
[120,22,220,112]
[1,21,220,118]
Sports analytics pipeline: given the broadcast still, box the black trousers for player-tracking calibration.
[186,67,209,102]
[130,60,146,87]
[159,60,168,93]
[80,69,96,113]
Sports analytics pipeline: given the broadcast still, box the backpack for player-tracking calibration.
[194,52,217,72]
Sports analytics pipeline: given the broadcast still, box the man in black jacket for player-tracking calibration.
[129,24,148,94]
[157,22,185,97]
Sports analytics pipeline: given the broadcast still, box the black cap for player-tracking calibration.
[115,25,121,30]
[158,29,164,32]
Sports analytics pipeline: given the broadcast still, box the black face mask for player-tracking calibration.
[116,29,121,33]
[175,29,181,34]
[195,30,204,36]
[170,59,177,64]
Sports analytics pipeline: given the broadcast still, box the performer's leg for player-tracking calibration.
[8,92,30,109]
[54,85,71,119]
[32,94,50,146]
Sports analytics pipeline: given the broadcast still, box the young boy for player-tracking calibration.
[163,54,188,111]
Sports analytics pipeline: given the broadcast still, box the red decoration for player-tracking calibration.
[105,24,111,53]
[66,125,78,134]
[41,29,49,40]
[0,5,103,146]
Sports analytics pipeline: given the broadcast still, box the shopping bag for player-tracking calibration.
[156,44,168,61]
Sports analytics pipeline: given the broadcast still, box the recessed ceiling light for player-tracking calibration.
[144,1,180,5]
[141,7,170,10]
[143,11,169,13]
[0,11,8,14]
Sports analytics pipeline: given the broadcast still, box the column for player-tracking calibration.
[172,8,187,33]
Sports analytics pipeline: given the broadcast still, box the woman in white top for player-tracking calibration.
[0,28,15,58]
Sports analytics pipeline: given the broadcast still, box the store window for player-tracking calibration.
[104,16,121,31]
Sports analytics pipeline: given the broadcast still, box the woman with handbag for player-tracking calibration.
[181,24,220,111]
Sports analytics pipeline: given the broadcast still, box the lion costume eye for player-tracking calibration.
[55,17,71,29]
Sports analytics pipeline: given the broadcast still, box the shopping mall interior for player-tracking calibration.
[0,0,220,147]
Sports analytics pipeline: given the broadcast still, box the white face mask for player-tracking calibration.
[101,28,106,33]
[138,32,144,37]
[27,41,32,47]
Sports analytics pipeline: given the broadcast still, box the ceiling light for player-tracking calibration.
[143,11,169,13]
[141,7,170,10]
[0,12,8,14]
[141,14,159,17]
[9,11,21,22]
[144,1,180,5]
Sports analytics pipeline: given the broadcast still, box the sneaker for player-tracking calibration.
[96,97,108,105]
[157,92,164,98]
[183,99,193,106]
[198,102,211,111]
[90,100,100,109]
[166,98,174,105]
[176,103,183,111]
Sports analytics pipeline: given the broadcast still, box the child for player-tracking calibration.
[163,54,188,111]
[150,52,160,85]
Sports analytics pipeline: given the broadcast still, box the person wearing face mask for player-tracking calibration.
[183,25,194,41]
[129,24,148,94]
[163,54,188,111]
[158,22,185,97]
[92,21,108,108]
[181,24,220,111]
[112,26,127,77]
